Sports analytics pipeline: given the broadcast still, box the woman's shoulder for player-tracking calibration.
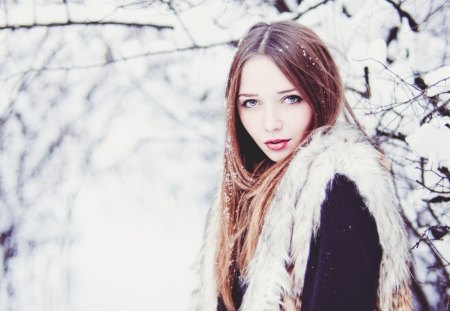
[311,122,381,160]
[298,122,390,188]
[287,122,390,198]
[292,122,385,173]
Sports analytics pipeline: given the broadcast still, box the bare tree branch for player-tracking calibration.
[0,40,236,78]
[384,0,420,32]
[375,129,407,141]
[273,0,292,13]
[292,0,331,20]
[166,1,198,46]
[0,20,174,31]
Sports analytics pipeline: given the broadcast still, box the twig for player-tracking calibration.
[384,0,420,32]
[292,0,331,20]
[0,20,173,31]
[0,40,236,79]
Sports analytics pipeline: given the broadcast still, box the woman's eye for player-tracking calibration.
[241,99,258,108]
[284,95,302,104]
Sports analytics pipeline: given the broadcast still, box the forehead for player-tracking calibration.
[239,55,295,93]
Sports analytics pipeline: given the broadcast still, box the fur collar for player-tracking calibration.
[190,122,412,311]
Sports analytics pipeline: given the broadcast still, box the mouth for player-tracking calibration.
[264,139,291,151]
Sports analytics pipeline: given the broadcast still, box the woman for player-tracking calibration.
[190,21,413,311]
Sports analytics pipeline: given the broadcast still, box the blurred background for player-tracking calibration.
[0,0,449,310]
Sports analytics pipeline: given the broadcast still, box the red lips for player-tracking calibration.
[264,139,291,151]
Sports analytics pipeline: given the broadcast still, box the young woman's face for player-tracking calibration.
[237,55,314,162]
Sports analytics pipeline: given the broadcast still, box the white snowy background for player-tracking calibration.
[0,0,449,310]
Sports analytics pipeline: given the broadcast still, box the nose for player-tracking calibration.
[263,106,282,133]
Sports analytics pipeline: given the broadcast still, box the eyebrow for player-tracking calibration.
[238,89,296,98]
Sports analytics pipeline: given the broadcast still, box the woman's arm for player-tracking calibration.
[301,174,382,311]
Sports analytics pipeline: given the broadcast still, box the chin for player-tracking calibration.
[266,152,287,163]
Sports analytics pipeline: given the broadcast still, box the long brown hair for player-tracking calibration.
[216,21,345,310]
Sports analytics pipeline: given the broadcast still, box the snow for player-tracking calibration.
[405,121,450,167]
[347,38,387,72]
[424,65,450,97]
[0,0,449,310]
[69,173,206,310]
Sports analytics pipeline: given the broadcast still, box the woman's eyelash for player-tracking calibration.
[284,95,303,104]
[240,95,303,108]
[241,99,258,107]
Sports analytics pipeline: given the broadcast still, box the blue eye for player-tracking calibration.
[241,99,258,108]
[284,95,303,104]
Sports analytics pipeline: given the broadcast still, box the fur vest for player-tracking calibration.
[190,121,413,311]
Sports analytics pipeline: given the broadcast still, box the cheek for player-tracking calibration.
[287,106,314,134]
